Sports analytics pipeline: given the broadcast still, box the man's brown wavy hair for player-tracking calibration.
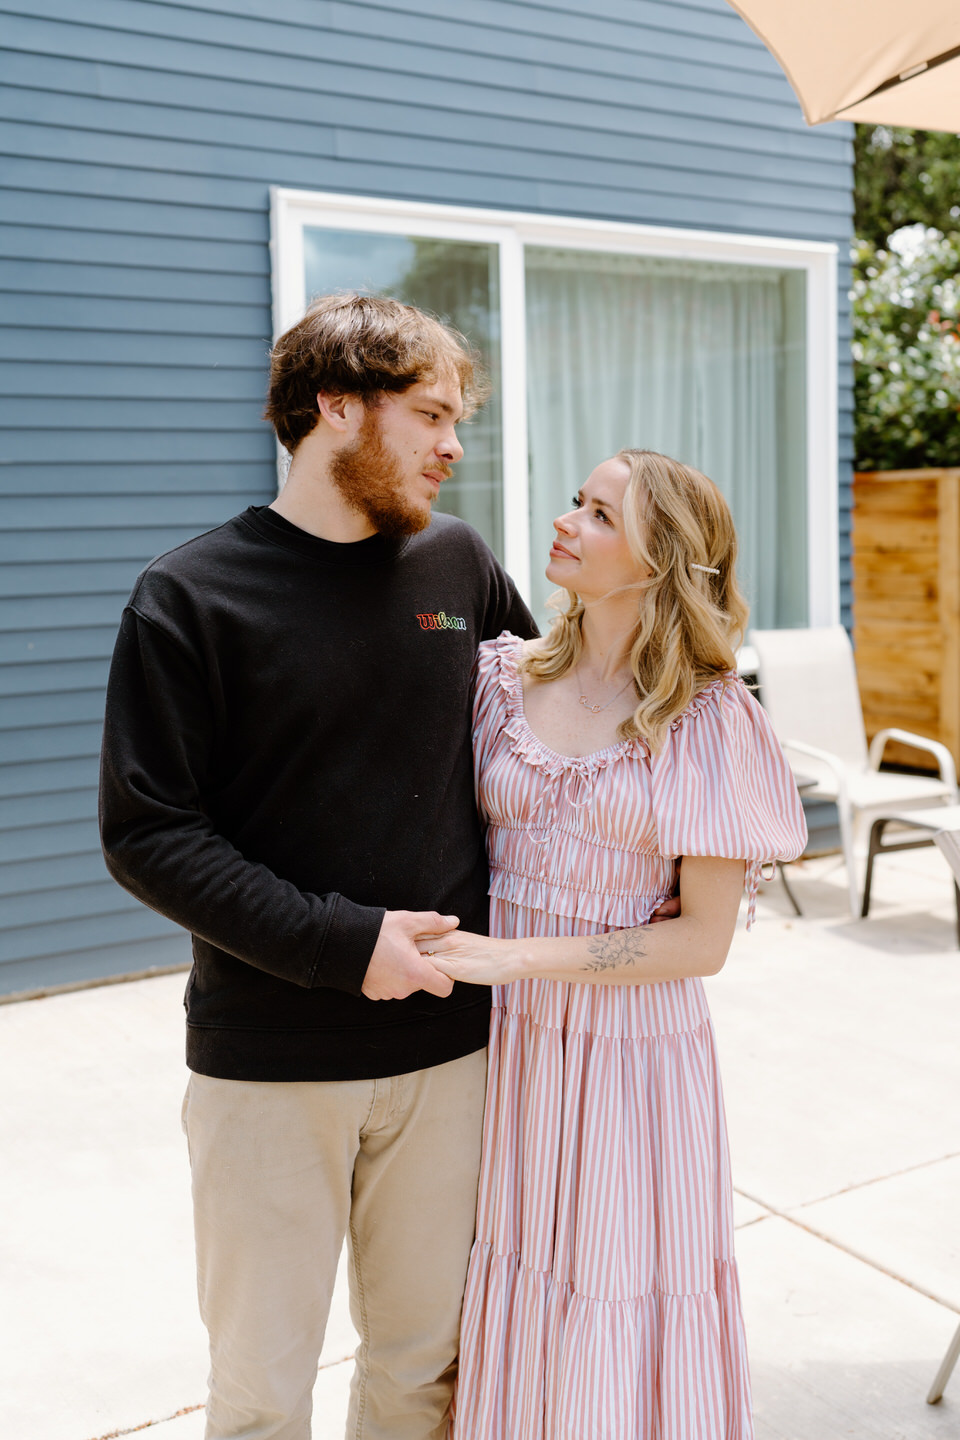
[264,292,489,453]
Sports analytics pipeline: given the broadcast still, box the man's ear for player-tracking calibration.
[316,391,362,433]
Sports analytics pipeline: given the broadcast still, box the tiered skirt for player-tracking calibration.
[451,900,753,1440]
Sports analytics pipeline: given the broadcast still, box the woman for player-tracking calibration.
[421,449,807,1439]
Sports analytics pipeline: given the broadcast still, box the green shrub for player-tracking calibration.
[853,226,960,471]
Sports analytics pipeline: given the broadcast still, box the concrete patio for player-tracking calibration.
[1,844,959,1440]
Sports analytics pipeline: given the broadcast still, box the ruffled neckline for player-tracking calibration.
[492,632,736,773]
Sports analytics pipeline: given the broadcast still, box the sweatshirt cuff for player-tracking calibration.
[311,896,386,995]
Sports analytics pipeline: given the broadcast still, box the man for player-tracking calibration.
[99,293,536,1440]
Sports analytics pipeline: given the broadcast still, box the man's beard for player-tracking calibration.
[329,407,432,539]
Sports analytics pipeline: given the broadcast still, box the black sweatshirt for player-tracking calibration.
[99,506,536,1081]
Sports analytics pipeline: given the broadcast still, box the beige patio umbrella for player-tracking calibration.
[725,1,960,129]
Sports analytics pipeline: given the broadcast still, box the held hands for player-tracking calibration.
[362,910,460,1001]
[414,895,683,987]
[415,929,521,988]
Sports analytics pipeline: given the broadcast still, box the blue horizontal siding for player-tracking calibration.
[0,185,270,243]
[0,464,267,495]
[0,590,133,626]
[0,219,267,275]
[0,81,847,183]
[0,326,272,367]
[0,658,110,696]
[0,757,102,802]
[0,814,100,861]
[0,788,99,830]
[0,629,117,666]
[0,875,139,927]
[0,7,819,127]
[0,92,849,207]
[0,398,262,429]
[1,288,269,333]
[0,116,853,219]
[0,932,191,997]
[0,361,268,400]
[0,525,237,560]
[0,560,191,601]
[1,159,851,251]
[0,0,853,994]
[0,904,184,967]
[0,259,269,306]
[1,15,849,156]
[3,159,847,244]
[0,688,106,726]
[5,0,780,83]
[1,754,98,800]
[2,430,275,463]
[0,846,107,896]
[0,46,849,175]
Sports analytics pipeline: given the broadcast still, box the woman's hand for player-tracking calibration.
[416,930,524,987]
[416,857,742,989]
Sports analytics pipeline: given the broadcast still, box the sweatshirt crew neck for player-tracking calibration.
[101,507,536,1082]
[240,505,409,566]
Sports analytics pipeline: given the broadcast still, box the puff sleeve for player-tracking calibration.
[652,676,807,926]
[471,635,512,799]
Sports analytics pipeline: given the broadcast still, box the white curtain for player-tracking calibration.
[524,248,806,626]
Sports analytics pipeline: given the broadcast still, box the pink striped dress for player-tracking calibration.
[451,633,807,1440]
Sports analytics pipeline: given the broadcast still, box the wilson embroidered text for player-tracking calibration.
[417,612,467,631]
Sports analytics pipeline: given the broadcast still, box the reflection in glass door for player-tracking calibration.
[523,247,808,627]
[303,228,503,557]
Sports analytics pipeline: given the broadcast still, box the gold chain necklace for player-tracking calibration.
[574,662,635,714]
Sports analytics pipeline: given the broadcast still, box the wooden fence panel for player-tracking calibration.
[853,469,960,770]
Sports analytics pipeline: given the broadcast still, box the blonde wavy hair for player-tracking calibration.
[521,449,750,751]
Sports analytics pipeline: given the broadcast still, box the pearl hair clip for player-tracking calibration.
[690,563,720,574]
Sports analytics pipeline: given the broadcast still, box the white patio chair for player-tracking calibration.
[749,626,957,917]
[925,826,960,1406]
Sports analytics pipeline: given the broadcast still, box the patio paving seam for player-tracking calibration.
[86,1403,204,1440]
[737,1187,960,1319]
[84,1353,359,1440]
[782,1149,960,1207]
[319,1351,353,1370]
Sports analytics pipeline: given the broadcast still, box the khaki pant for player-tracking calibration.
[182,1049,487,1440]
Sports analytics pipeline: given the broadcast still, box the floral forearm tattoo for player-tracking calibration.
[582,927,647,973]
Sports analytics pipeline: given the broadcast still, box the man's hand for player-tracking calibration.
[649,861,682,923]
[648,893,682,923]
[362,910,460,1000]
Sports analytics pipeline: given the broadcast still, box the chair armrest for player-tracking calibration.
[868,728,958,792]
[934,828,960,881]
[780,739,850,805]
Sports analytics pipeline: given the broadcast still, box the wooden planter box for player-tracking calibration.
[853,468,960,771]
